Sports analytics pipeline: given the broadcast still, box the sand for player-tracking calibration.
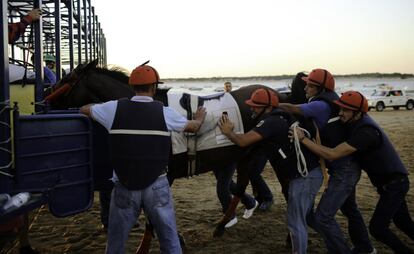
[2,109,414,254]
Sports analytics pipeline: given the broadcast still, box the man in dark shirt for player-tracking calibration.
[219,88,322,254]
[281,69,374,254]
[297,91,414,254]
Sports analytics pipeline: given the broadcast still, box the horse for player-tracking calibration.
[45,59,296,252]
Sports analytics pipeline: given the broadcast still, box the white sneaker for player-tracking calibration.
[368,248,377,254]
[242,200,259,219]
[224,216,238,228]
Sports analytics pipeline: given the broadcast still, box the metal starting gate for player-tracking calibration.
[1,0,109,222]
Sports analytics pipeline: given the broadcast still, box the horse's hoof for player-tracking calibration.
[213,225,225,237]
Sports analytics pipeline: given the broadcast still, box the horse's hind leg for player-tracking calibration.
[213,160,251,237]
[213,196,240,237]
[135,223,153,254]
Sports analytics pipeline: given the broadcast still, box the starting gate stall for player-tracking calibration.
[1,0,109,223]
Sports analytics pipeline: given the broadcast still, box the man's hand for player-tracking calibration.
[288,127,306,141]
[193,106,206,123]
[184,107,206,133]
[28,8,41,21]
[218,114,234,135]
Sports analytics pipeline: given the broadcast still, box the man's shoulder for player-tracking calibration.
[259,113,290,129]
[307,100,330,108]
[300,100,330,115]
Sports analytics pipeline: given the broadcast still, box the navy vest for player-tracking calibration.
[263,109,319,180]
[311,91,355,170]
[349,115,407,179]
[110,99,171,190]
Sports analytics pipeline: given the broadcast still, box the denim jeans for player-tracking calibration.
[341,190,373,253]
[213,164,256,214]
[309,160,373,254]
[248,154,273,204]
[369,175,414,254]
[106,176,182,254]
[287,167,323,254]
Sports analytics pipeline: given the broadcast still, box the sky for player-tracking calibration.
[92,0,414,79]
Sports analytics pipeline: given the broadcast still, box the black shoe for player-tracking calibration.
[20,245,40,254]
[285,233,292,249]
[259,200,273,211]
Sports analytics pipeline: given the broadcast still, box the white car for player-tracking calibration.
[367,89,414,111]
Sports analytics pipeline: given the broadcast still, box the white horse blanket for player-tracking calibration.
[168,91,244,155]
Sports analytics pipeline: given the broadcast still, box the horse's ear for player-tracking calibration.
[78,59,99,75]
[91,59,99,67]
[84,59,98,69]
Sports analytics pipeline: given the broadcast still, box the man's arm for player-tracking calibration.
[300,136,357,161]
[218,115,263,147]
[183,106,206,133]
[8,8,41,44]
[278,103,303,115]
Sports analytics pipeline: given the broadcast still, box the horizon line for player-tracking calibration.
[162,72,414,81]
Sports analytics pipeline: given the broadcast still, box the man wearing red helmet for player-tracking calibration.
[280,69,375,254]
[80,62,206,254]
[219,88,322,254]
[296,91,414,254]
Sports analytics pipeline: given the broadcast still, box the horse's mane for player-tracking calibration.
[93,66,129,84]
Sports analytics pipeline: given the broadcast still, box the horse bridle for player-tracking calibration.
[44,69,88,102]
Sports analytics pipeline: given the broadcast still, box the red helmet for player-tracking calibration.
[245,88,279,108]
[334,91,368,113]
[302,68,335,91]
[129,62,163,86]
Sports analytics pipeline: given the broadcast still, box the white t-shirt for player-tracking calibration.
[90,95,188,132]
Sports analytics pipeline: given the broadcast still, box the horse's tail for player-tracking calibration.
[44,83,72,102]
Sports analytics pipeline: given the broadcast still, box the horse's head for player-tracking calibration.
[289,72,308,104]
[53,59,99,90]
[45,59,134,109]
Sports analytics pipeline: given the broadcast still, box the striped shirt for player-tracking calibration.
[8,15,33,44]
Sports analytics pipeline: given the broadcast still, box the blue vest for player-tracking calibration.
[264,109,319,180]
[109,99,171,190]
[349,115,407,178]
[312,91,355,170]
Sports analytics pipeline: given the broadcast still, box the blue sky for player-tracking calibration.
[93,0,414,78]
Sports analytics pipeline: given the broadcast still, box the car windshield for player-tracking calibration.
[372,90,387,96]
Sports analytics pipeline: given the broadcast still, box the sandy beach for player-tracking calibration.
[2,109,414,254]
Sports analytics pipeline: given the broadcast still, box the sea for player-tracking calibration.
[160,77,414,96]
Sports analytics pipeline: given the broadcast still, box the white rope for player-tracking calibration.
[290,121,311,177]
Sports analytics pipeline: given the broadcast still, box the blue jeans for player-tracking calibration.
[369,174,414,254]
[106,176,182,254]
[213,164,256,214]
[310,161,373,254]
[287,167,323,254]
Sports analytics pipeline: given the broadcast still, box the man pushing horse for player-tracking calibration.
[80,62,206,254]
[296,91,414,254]
[219,88,322,253]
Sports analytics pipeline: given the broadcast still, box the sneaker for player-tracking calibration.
[259,200,273,211]
[224,216,238,228]
[242,200,259,219]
